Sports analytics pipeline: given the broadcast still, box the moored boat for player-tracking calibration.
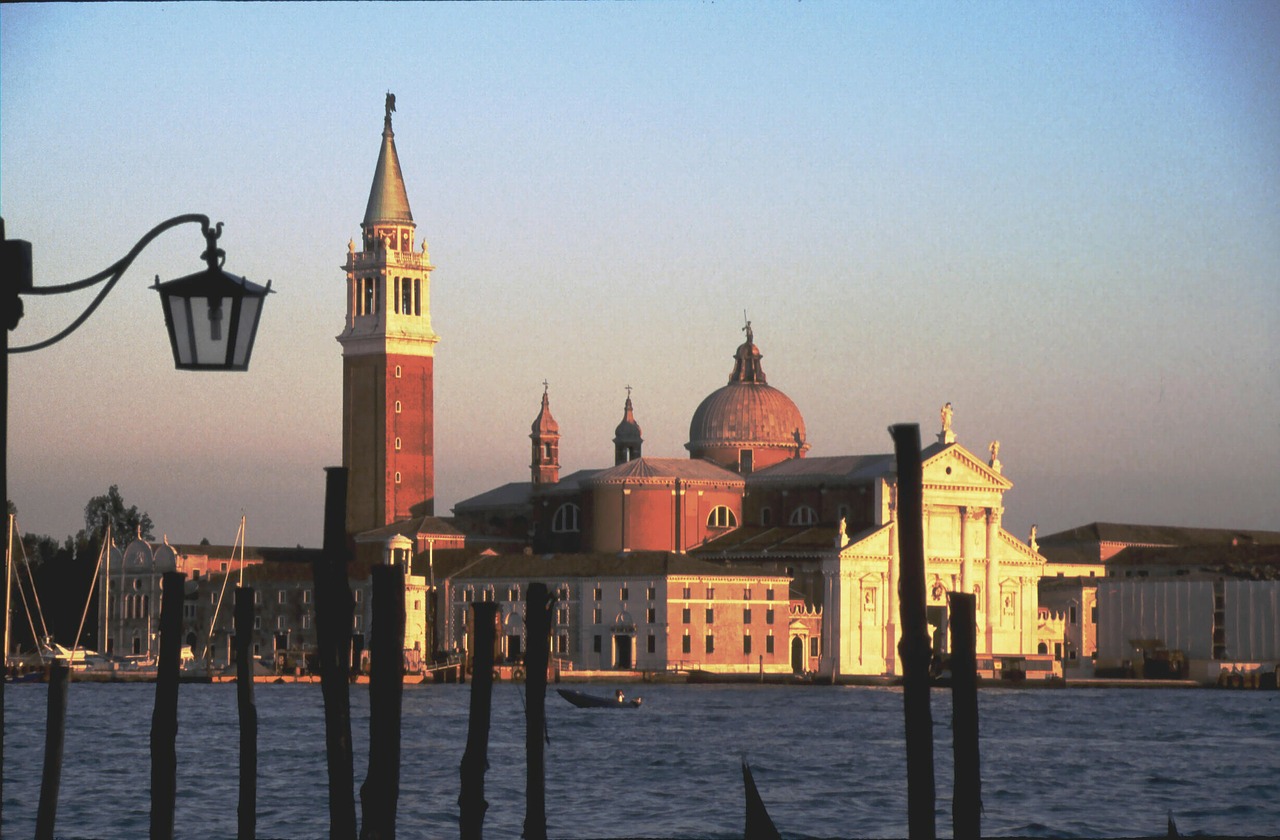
[556,688,643,708]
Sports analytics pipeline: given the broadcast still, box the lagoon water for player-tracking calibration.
[3,682,1277,839]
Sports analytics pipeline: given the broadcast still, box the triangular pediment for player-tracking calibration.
[840,523,894,558]
[921,444,1013,491]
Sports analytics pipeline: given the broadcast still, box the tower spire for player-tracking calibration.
[363,91,413,231]
[531,383,561,485]
[613,386,644,465]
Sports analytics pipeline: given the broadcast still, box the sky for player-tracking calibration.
[2,2,1277,549]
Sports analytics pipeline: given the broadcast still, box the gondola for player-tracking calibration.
[556,688,643,708]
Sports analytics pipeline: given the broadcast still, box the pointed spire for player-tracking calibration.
[363,93,414,228]
[531,381,561,485]
[613,386,643,465]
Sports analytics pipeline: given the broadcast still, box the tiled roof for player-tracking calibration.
[453,482,534,512]
[1106,543,1280,576]
[586,457,743,484]
[748,454,892,485]
[1040,522,1280,548]
[692,524,839,558]
[355,515,464,542]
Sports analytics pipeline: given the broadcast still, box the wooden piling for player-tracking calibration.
[360,563,406,840]
[150,570,184,840]
[314,466,357,840]
[235,585,258,840]
[949,591,981,838]
[889,423,936,840]
[523,583,553,840]
[459,601,498,840]
[34,662,69,840]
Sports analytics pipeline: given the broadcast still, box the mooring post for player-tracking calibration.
[360,563,406,840]
[890,423,936,840]
[33,662,69,840]
[949,591,981,838]
[235,585,258,840]
[523,582,553,840]
[314,466,357,840]
[459,601,498,840]
[151,570,184,840]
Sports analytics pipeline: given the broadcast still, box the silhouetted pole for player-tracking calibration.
[742,758,781,840]
[949,592,981,838]
[889,423,936,840]
[523,583,553,840]
[360,563,406,840]
[33,663,69,840]
[235,585,258,840]
[314,466,357,840]
[151,570,184,840]
[459,602,498,840]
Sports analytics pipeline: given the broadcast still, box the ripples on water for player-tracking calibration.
[3,683,1277,838]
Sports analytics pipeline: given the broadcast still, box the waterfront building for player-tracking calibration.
[440,551,796,675]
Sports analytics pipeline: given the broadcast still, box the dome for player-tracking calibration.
[686,324,808,468]
[687,382,807,452]
[613,395,642,444]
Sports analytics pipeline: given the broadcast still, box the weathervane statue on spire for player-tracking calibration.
[385,91,396,119]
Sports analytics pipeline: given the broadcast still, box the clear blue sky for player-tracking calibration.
[3,2,1277,548]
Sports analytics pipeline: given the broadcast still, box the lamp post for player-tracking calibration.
[0,213,272,829]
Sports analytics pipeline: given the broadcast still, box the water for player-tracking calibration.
[4,682,1278,838]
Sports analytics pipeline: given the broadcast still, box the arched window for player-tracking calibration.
[789,505,818,526]
[552,503,580,533]
[707,505,737,529]
[394,437,402,451]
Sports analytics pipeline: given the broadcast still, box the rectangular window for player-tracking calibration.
[682,585,691,599]
[1091,606,1098,624]
[646,587,656,600]
[303,614,312,630]
[620,587,629,601]
[810,637,819,657]
[766,587,774,601]
[766,635,775,654]
[303,589,312,604]
[254,617,261,630]
[593,635,602,653]
[705,634,715,654]
[1070,606,1078,624]
[682,634,691,654]
[647,635,656,654]
[743,608,752,624]
[743,588,752,601]
[682,607,691,624]
[593,608,602,624]
[647,607,656,623]
[278,591,286,604]
[706,586,715,600]
[705,608,714,624]
[593,587,602,601]
[555,635,568,654]
[254,590,261,605]
[556,608,568,625]
[743,635,752,655]
[277,616,286,630]
[766,608,775,625]
[210,592,217,604]
[354,589,362,603]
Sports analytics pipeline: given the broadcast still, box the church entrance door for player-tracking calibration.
[790,636,804,673]
[614,635,633,669]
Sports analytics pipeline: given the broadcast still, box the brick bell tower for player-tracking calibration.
[339,93,438,535]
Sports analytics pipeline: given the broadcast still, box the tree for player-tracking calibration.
[83,485,154,544]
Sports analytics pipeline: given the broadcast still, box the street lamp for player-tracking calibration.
[0,212,271,827]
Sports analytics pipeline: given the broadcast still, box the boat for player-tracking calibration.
[556,688,643,708]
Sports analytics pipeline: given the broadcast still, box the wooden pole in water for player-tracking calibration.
[949,591,981,838]
[360,563,406,840]
[33,662,69,840]
[523,582,553,840]
[235,585,258,840]
[889,423,936,840]
[459,601,498,840]
[314,466,357,840]
[151,570,184,840]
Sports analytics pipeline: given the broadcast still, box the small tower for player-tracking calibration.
[339,94,439,535]
[612,387,643,465]
[530,382,560,486]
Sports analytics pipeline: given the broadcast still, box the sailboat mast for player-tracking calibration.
[4,513,13,664]
[102,525,110,655]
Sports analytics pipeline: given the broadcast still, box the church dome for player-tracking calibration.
[686,325,808,470]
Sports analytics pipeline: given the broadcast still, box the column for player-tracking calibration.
[959,506,972,595]
[985,506,1002,651]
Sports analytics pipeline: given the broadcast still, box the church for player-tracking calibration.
[340,95,1049,679]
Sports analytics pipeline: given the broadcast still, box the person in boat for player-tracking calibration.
[616,689,626,703]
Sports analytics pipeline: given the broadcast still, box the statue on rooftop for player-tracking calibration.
[941,402,953,434]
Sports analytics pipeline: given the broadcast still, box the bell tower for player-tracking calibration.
[339,94,438,535]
